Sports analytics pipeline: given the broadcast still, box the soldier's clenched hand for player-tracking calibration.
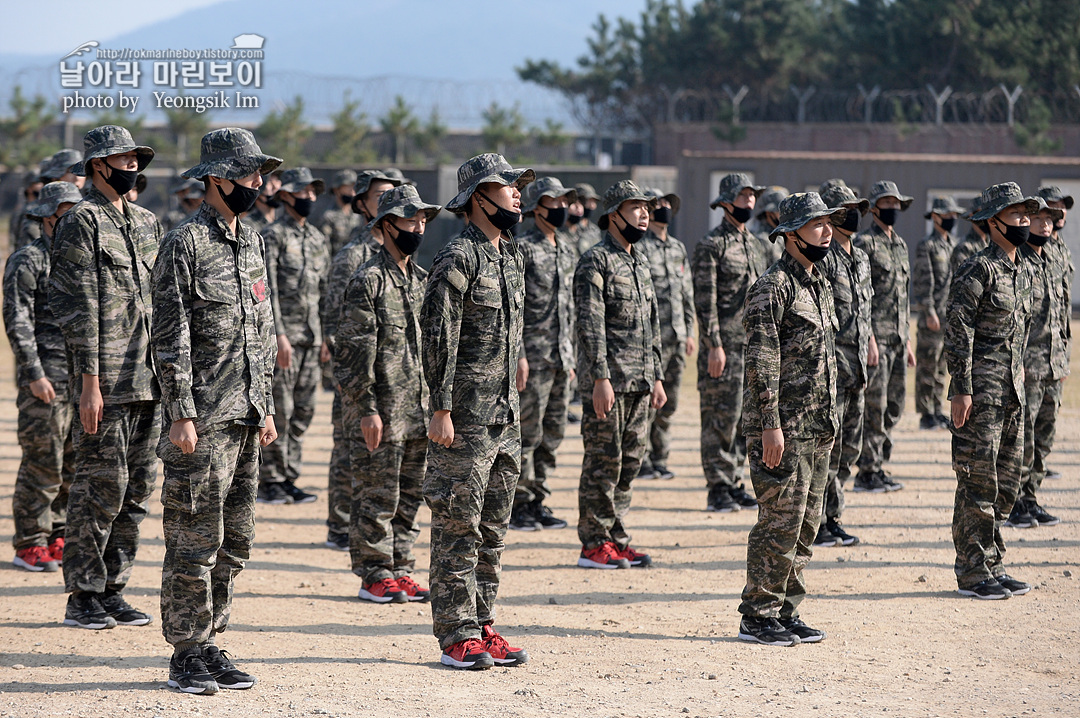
[951,394,972,429]
[707,344,726,378]
[593,378,615,420]
[80,374,104,434]
[429,410,454,448]
[29,377,55,404]
[651,379,667,410]
[867,333,880,368]
[516,357,529,392]
[361,413,383,452]
[170,419,198,454]
[762,428,785,469]
[277,334,293,369]
[259,415,278,446]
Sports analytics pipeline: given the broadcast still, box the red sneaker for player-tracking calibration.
[358,577,407,604]
[395,575,430,603]
[616,545,652,567]
[577,541,630,569]
[13,546,59,572]
[440,638,493,670]
[481,625,529,666]
[48,537,65,564]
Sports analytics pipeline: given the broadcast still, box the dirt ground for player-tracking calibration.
[1,330,1078,718]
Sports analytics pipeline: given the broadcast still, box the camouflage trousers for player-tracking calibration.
[349,435,426,584]
[515,364,570,508]
[261,344,320,486]
[914,324,947,416]
[424,422,519,649]
[824,370,865,521]
[12,384,74,549]
[159,423,260,648]
[64,401,160,594]
[577,391,650,550]
[1019,374,1063,504]
[951,397,1023,589]
[326,390,351,536]
[697,345,747,488]
[641,349,686,473]
[739,435,832,619]
[859,339,906,474]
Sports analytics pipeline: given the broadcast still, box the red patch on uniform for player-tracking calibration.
[253,278,267,302]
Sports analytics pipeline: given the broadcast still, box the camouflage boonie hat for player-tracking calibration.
[383,167,414,186]
[644,187,681,216]
[1031,196,1065,223]
[26,181,83,218]
[1037,185,1074,210]
[574,182,601,202]
[522,176,577,214]
[73,125,154,176]
[963,194,986,221]
[331,169,358,189]
[445,153,534,214]
[768,192,847,242]
[972,182,1039,221]
[597,180,655,231]
[352,170,403,201]
[39,149,83,181]
[818,179,870,215]
[170,177,203,194]
[366,184,442,232]
[867,180,913,211]
[278,167,325,195]
[924,195,963,219]
[710,173,765,209]
[755,186,789,219]
[182,127,281,181]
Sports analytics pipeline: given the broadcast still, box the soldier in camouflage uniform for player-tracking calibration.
[738,192,842,646]
[753,186,788,266]
[946,182,1036,600]
[1008,196,1068,529]
[814,180,873,548]
[4,182,81,572]
[319,170,403,549]
[50,125,162,630]
[509,177,577,532]
[636,187,694,481]
[421,153,533,670]
[12,150,84,253]
[244,170,282,232]
[574,180,665,570]
[692,173,766,512]
[569,182,603,257]
[152,128,281,693]
[9,172,44,253]
[317,168,360,259]
[335,185,439,604]
[950,196,990,278]
[913,196,961,430]
[258,167,330,505]
[160,178,205,234]
[854,181,916,493]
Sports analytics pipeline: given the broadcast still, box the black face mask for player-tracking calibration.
[477,190,520,231]
[220,180,261,215]
[876,207,899,226]
[616,210,646,244]
[1028,232,1051,247]
[263,195,281,209]
[793,229,830,263]
[939,217,956,233]
[541,206,567,229]
[839,208,860,233]
[290,196,314,218]
[652,207,672,225]
[567,212,584,226]
[338,193,355,207]
[728,205,752,224]
[581,207,593,221]
[995,219,1030,247]
[387,222,423,256]
[102,163,139,196]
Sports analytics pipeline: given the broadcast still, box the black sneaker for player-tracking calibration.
[706,485,739,513]
[203,645,257,689]
[509,504,541,532]
[957,578,1011,600]
[637,463,658,479]
[100,591,152,626]
[997,574,1031,596]
[168,647,219,694]
[1004,503,1038,529]
[737,616,801,646]
[730,483,758,508]
[257,483,290,505]
[1045,467,1062,480]
[779,617,825,643]
[530,501,567,529]
[919,414,939,430]
[880,472,904,492]
[324,531,349,551]
[826,518,860,546]
[934,413,952,429]
[853,471,888,494]
[282,480,317,504]
[63,592,116,630]
[653,464,675,480]
[566,410,581,424]
[1029,502,1060,527]
[813,524,839,547]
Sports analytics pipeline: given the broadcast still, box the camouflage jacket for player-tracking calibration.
[911,229,956,324]
[945,241,1030,406]
[742,251,839,440]
[244,207,274,233]
[573,233,662,393]
[13,213,41,253]
[335,247,428,442]
[570,221,602,259]
[3,232,69,387]
[317,206,361,259]
[818,240,873,387]
[854,221,910,346]
[321,228,377,352]
[1046,234,1074,370]
[152,203,276,428]
[640,229,695,353]
[949,229,987,277]
[1020,244,1069,382]
[755,231,784,267]
[692,216,768,353]
[519,225,576,371]
[161,209,191,235]
[421,222,524,426]
[50,186,160,404]
[263,214,330,347]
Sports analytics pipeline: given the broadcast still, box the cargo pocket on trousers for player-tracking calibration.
[161,440,215,515]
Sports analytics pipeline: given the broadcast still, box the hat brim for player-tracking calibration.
[657,193,681,216]
[73,145,155,176]
[769,206,847,242]
[524,187,578,214]
[846,198,871,216]
[367,201,443,233]
[709,184,765,210]
[279,178,325,196]
[871,193,914,211]
[972,197,1040,222]
[924,207,962,219]
[182,153,282,181]
[446,167,535,214]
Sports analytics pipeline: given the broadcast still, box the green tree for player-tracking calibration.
[379,95,419,164]
[415,108,447,160]
[0,86,59,167]
[481,102,526,157]
[324,91,373,164]
[532,118,568,149]
[162,93,210,168]
[257,95,312,163]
